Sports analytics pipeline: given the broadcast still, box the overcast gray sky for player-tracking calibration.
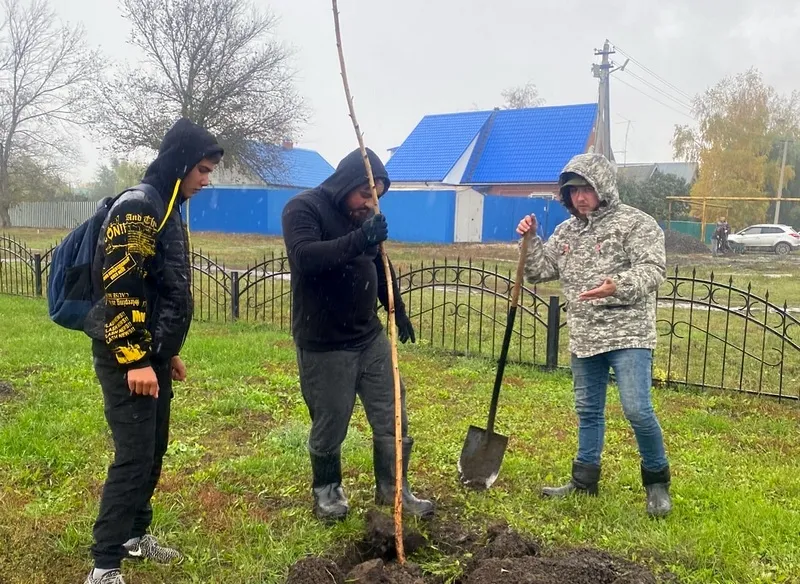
[47,0,800,182]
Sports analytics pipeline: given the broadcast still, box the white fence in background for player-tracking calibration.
[10,201,101,229]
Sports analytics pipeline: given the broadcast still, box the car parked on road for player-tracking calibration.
[727,224,800,255]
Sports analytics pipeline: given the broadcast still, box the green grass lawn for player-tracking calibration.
[2,295,800,583]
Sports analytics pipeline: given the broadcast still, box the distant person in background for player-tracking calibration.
[713,217,731,254]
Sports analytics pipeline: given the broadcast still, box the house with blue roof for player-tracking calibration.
[215,140,335,189]
[386,103,598,194]
[379,104,598,243]
[186,140,336,237]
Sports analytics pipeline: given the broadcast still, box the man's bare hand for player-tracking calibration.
[171,356,187,382]
[579,278,618,301]
[128,366,159,398]
[516,214,537,236]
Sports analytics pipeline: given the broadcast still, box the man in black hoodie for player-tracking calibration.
[83,118,223,584]
[282,148,434,522]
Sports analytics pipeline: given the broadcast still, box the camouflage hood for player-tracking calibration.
[557,153,619,216]
[521,152,666,358]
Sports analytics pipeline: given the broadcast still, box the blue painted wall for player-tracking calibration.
[188,186,568,246]
[481,195,571,242]
[379,190,456,243]
[187,186,301,235]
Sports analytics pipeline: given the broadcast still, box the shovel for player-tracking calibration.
[458,229,532,490]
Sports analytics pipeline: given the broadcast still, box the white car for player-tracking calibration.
[727,224,800,256]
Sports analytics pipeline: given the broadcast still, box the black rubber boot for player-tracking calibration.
[310,450,349,522]
[642,464,672,518]
[374,436,435,519]
[541,460,601,497]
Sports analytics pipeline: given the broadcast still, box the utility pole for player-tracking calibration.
[592,40,628,161]
[774,138,789,224]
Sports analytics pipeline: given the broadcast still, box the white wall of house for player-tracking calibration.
[443,134,480,185]
[454,188,484,243]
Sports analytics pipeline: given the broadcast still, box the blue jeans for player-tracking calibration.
[571,348,668,471]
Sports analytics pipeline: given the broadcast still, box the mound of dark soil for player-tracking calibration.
[285,512,670,584]
[466,548,658,584]
[664,229,710,254]
[285,557,343,584]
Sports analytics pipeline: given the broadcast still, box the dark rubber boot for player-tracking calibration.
[310,450,349,522]
[373,436,435,519]
[642,464,672,518]
[542,460,601,497]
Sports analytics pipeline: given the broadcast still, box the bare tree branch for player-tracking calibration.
[501,81,545,109]
[90,0,306,180]
[0,0,102,226]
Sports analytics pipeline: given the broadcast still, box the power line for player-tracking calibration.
[611,42,694,101]
[623,69,694,111]
[614,76,695,120]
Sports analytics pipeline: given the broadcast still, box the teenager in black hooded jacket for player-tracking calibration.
[82,118,223,584]
[282,148,434,522]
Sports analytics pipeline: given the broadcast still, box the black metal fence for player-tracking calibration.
[3,232,799,400]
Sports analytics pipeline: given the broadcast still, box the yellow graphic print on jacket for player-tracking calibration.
[102,211,158,366]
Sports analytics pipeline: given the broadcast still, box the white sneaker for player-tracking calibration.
[83,569,126,584]
[124,534,183,564]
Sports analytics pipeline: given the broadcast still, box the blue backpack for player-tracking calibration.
[48,184,166,330]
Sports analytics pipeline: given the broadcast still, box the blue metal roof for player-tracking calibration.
[387,103,597,184]
[253,145,335,188]
[385,110,493,182]
[467,104,597,183]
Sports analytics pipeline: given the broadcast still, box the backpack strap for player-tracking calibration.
[157,179,182,233]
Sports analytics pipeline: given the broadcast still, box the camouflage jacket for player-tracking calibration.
[522,154,666,358]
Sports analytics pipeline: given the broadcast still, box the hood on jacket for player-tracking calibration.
[557,153,619,216]
[142,118,224,203]
[319,147,391,208]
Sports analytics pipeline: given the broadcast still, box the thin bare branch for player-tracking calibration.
[90,0,305,177]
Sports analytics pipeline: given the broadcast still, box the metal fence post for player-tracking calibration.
[546,295,560,369]
[231,270,240,320]
[33,253,43,297]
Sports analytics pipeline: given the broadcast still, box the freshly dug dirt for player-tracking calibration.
[465,548,658,584]
[285,512,670,584]
[664,230,710,254]
[285,557,344,584]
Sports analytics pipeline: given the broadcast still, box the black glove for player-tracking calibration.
[361,213,388,246]
[396,313,416,344]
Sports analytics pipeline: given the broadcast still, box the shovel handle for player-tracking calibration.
[486,230,532,435]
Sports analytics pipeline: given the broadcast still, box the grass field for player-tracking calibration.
[2,295,800,583]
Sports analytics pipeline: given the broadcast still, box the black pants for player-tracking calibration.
[296,332,408,456]
[91,344,172,569]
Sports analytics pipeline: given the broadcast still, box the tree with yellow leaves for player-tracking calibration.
[673,69,799,229]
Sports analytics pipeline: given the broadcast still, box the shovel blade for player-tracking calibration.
[457,425,509,491]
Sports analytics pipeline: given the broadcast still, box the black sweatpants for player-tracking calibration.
[296,332,408,456]
[91,343,172,569]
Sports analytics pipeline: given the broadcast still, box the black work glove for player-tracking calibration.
[361,213,388,246]
[396,312,416,344]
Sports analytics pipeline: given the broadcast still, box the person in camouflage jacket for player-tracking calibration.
[516,153,672,517]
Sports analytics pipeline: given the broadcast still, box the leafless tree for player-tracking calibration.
[0,0,100,226]
[501,81,545,109]
[93,0,306,180]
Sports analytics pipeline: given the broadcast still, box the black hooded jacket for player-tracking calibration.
[86,118,223,368]
[281,148,406,351]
